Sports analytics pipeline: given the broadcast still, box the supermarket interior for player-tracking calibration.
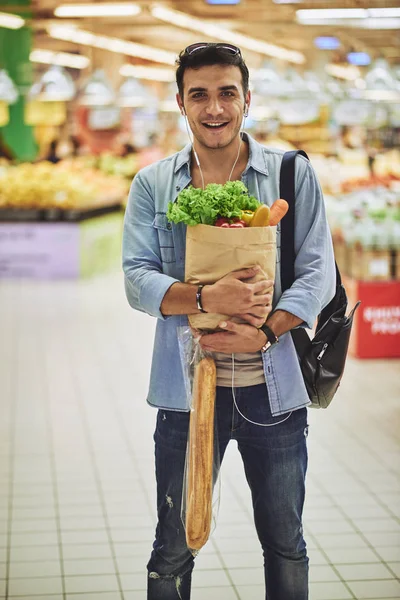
[0,0,400,599]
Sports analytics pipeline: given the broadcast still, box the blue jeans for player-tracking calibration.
[147,384,309,600]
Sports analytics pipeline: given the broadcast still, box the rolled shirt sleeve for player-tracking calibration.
[274,155,336,329]
[122,170,180,320]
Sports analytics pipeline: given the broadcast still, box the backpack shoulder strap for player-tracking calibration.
[279,150,342,352]
[279,150,309,293]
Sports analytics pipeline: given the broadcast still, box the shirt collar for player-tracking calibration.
[174,133,269,177]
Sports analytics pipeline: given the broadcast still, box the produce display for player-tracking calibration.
[326,187,400,281]
[186,356,217,551]
[73,153,139,180]
[0,160,129,215]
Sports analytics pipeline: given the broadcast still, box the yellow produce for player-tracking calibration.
[249,204,270,227]
[0,160,129,210]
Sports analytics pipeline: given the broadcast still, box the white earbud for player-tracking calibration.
[244,104,249,117]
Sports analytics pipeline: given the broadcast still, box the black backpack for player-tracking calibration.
[280,150,360,408]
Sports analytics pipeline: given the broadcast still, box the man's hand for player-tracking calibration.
[233,302,272,328]
[202,267,274,320]
[199,320,267,354]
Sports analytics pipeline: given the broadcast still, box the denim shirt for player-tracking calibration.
[122,134,336,416]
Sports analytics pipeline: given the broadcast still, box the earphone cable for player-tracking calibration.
[183,110,248,189]
[231,354,292,427]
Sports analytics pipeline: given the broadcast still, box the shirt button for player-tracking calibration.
[167,223,172,230]
[176,185,181,191]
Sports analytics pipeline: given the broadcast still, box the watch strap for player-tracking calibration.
[259,323,279,346]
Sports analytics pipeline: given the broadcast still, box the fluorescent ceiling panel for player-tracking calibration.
[206,0,241,4]
[30,49,90,69]
[55,3,141,17]
[151,6,305,64]
[48,25,177,65]
[0,11,25,29]
[297,9,367,20]
[120,64,176,82]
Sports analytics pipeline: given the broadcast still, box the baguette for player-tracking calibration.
[186,356,217,550]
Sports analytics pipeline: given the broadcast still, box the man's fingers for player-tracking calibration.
[218,320,240,333]
[252,280,274,295]
[237,313,264,327]
[249,293,271,307]
[228,266,260,280]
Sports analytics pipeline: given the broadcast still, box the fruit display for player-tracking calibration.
[308,149,400,196]
[72,153,139,180]
[0,160,129,213]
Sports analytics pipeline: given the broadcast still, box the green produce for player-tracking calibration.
[166,181,261,226]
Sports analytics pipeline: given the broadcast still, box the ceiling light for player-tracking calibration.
[49,25,177,65]
[297,16,400,29]
[206,0,241,4]
[29,65,76,101]
[118,77,150,107]
[325,64,361,81]
[0,11,25,29]
[30,49,90,70]
[368,8,400,18]
[347,52,371,67]
[79,69,115,106]
[314,37,340,50]
[120,64,175,82]
[297,9,367,20]
[296,8,400,28]
[151,6,305,64]
[273,0,303,4]
[55,3,141,18]
[365,58,399,91]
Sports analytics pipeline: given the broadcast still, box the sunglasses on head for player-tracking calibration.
[184,43,242,56]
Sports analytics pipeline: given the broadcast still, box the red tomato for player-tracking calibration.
[215,217,230,227]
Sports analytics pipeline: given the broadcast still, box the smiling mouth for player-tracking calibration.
[202,122,228,130]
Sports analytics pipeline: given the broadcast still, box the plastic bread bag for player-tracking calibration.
[177,326,221,551]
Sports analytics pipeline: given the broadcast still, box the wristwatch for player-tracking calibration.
[259,323,279,353]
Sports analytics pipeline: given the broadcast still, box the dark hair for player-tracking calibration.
[176,44,249,100]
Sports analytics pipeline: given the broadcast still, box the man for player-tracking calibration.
[123,42,335,600]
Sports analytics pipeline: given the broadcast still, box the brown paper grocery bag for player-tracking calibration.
[185,224,276,330]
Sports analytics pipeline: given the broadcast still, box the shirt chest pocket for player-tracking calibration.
[152,213,176,264]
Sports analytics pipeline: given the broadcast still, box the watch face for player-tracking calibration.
[261,341,272,353]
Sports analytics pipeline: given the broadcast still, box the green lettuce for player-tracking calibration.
[167,180,261,226]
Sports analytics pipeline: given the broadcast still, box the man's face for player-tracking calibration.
[177,64,250,151]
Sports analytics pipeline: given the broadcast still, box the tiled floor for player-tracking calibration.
[0,272,399,600]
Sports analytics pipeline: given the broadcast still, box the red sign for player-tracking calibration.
[346,278,400,358]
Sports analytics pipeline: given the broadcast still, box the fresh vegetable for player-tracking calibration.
[167,181,261,226]
[269,199,289,226]
[215,217,230,227]
[228,222,245,228]
[241,210,255,225]
[250,204,270,227]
